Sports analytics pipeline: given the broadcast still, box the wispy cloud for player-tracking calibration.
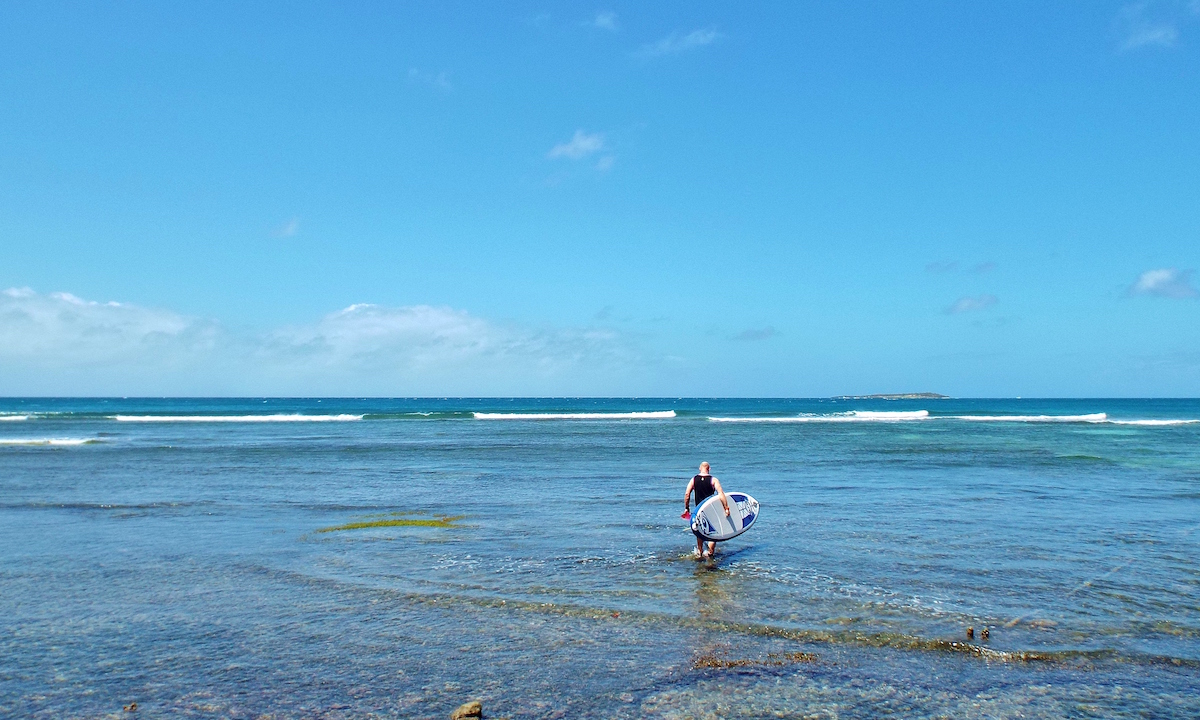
[635,28,719,57]
[945,294,998,315]
[925,261,958,273]
[407,68,452,92]
[272,217,300,238]
[925,260,997,274]
[0,288,639,395]
[1127,268,1199,298]
[1116,1,1189,50]
[591,11,618,31]
[262,303,638,394]
[1124,22,1179,49]
[734,326,777,341]
[547,130,605,160]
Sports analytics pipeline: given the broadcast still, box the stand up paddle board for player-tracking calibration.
[691,492,759,541]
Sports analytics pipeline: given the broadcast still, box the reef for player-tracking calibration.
[316,514,465,533]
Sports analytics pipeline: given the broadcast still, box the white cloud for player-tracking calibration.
[1124,23,1179,48]
[925,260,996,275]
[547,130,605,160]
[595,155,615,172]
[272,217,300,238]
[636,28,719,57]
[264,304,498,371]
[0,288,640,395]
[734,326,777,341]
[1116,2,1187,50]
[0,287,216,366]
[407,68,452,92]
[1128,268,1199,298]
[945,294,998,315]
[264,303,632,378]
[592,11,618,31]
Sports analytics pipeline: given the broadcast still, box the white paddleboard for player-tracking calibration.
[691,492,759,541]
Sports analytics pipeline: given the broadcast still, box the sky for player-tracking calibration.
[1,1,1198,397]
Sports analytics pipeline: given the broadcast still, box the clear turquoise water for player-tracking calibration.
[2,398,1198,718]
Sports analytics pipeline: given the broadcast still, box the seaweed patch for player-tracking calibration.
[316,514,465,533]
[692,648,818,670]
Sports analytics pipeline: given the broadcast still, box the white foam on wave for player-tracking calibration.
[709,410,930,423]
[703,409,1200,427]
[1106,418,1199,426]
[0,438,96,446]
[473,411,677,420]
[0,415,28,421]
[112,414,364,422]
[849,410,930,420]
[953,413,1108,423]
[707,417,797,423]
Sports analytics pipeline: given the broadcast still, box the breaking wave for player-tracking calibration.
[111,414,364,422]
[1106,418,1199,426]
[473,411,677,420]
[953,413,1108,423]
[0,438,98,446]
[709,411,930,423]
[709,411,1199,425]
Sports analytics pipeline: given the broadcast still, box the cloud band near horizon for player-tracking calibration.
[0,288,641,396]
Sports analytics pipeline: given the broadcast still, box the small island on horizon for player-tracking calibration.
[833,392,949,400]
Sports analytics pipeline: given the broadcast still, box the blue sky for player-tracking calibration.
[1,2,1198,396]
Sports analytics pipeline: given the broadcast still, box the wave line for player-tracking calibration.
[111,414,364,422]
[953,413,1108,423]
[474,411,677,420]
[0,438,98,446]
[709,411,930,423]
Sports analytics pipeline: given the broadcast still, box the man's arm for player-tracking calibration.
[713,477,731,517]
[683,478,695,511]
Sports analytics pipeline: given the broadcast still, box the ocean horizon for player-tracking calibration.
[3,396,1198,718]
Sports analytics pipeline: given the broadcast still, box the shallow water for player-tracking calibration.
[2,398,1198,718]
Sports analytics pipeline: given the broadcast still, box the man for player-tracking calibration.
[683,461,730,559]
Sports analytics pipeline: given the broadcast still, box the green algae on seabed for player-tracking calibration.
[316,515,466,533]
[693,649,819,669]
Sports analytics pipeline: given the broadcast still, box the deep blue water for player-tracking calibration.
[2,398,1198,718]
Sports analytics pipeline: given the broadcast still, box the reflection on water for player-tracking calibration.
[693,558,732,623]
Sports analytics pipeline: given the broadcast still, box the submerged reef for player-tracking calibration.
[316,513,465,533]
[692,648,819,670]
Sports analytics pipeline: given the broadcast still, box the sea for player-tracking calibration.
[2,397,1198,719]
